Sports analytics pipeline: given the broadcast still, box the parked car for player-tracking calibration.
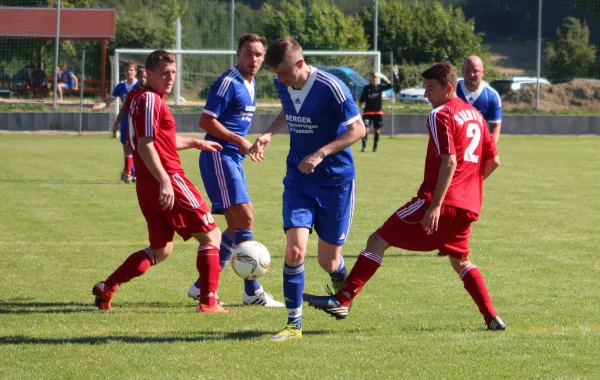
[397,84,429,104]
[317,66,394,102]
[489,77,551,97]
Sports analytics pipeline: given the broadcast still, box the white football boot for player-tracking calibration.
[242,286,284,307]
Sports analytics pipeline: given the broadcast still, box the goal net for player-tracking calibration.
[113,48,380,113]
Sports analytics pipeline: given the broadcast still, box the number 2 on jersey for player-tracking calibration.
[464,123,481,163]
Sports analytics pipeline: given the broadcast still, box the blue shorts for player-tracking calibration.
[119,121,128,145]
[200,150,250,214]
[282,177,356,246]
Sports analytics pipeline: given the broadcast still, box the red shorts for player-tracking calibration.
[377,197,479,259]
[136,172,217,248]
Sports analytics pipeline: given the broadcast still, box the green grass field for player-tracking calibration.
[1,134,599,379]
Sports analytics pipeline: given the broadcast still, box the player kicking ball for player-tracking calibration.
[251,38,366,341]
[93,51,231,313]
[303,62,506,331]
[186,34,283,308]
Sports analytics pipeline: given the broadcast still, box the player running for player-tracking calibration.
[251,38,365,341]
[93,60,139,183]
[92,50,231,314]
[186,33,283,308]
[303,62,506,331]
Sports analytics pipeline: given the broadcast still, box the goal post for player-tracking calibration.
[113,48,381,115]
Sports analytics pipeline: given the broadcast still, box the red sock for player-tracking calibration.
[460,265,497,324]
[125,155,133,176]
[336,250,382,306]
[197,245,221,306]
[105,248,155,290]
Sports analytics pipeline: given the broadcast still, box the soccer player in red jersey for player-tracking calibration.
[303,62,506,331]
[92,50,231,313]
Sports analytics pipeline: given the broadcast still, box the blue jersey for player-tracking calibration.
[457,80,502,123]
[111,80,138,103]
[112,80,138,129]
[203,67,256,157]
[275,67,361,186]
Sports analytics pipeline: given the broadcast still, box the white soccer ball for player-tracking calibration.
[231,241,271,280]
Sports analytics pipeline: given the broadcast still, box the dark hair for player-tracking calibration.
[137,67,146,76]
[421,62,457,90]
[145,50,175,72]
[238,33,267,51]
[265,37,302,68]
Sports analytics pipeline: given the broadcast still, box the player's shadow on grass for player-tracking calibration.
[0,179,121,185]
[0,330,335,345]
[0,299,191,315]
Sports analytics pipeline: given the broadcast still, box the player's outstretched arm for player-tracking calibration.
[137,137,174,210]
[250,109,287,161]
[422,154,457,235]
[298,117,365,174]
[199,113,255,158]
[483,155,500,180]
[93,96,115,112]
[175,135,222,152]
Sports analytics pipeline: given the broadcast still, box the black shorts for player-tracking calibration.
[363,114,383,129]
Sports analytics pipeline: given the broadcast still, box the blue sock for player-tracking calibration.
[329,254,346,283]
[235,228,260,295]
[220,231,235,269]
[193,230,235,288]
[283,262,304,329]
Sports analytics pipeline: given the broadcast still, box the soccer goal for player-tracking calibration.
[113,48,381,113]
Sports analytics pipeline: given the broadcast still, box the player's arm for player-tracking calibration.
[137,137,174,210]
[250,109,286,161]
[175,134,222,152]
[422,154,457,235]
[358,87,367,109]
[483,154,500,180]
[93,95,116,112]
[112,103,127,137]
[487,92,502,142]
[489,122,501,142]
[482,128,500,180]
[298,117,366,174]
[199,113,253,157]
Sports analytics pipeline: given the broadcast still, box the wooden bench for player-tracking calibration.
[12,79,109,98]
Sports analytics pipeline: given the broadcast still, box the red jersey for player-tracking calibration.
[123,86,144,149]
[129,89,183,182]
[417,97,497,215]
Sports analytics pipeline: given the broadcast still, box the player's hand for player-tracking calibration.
[298,150,326,174]
[249,134,272,162]
[92,104,101,113]
[196,140,222,152]
[159,179,175,211]
[421,204,441,235]
[235,138,261,162]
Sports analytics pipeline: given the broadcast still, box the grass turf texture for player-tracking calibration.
[0,134,599,379]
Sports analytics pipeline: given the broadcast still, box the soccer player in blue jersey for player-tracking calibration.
[457,56,502,142]
[93,61,139,183]
[251,38,366,341]
[186,33,284,308]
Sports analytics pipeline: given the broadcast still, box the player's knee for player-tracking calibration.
[365,231,387,256]
[285,244,305,265]
[150,242,173,263]
[193,226,222,247]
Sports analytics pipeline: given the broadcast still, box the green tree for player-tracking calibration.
[261,0,368,51]
[545,17,597,80]
[362,1,488,66]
